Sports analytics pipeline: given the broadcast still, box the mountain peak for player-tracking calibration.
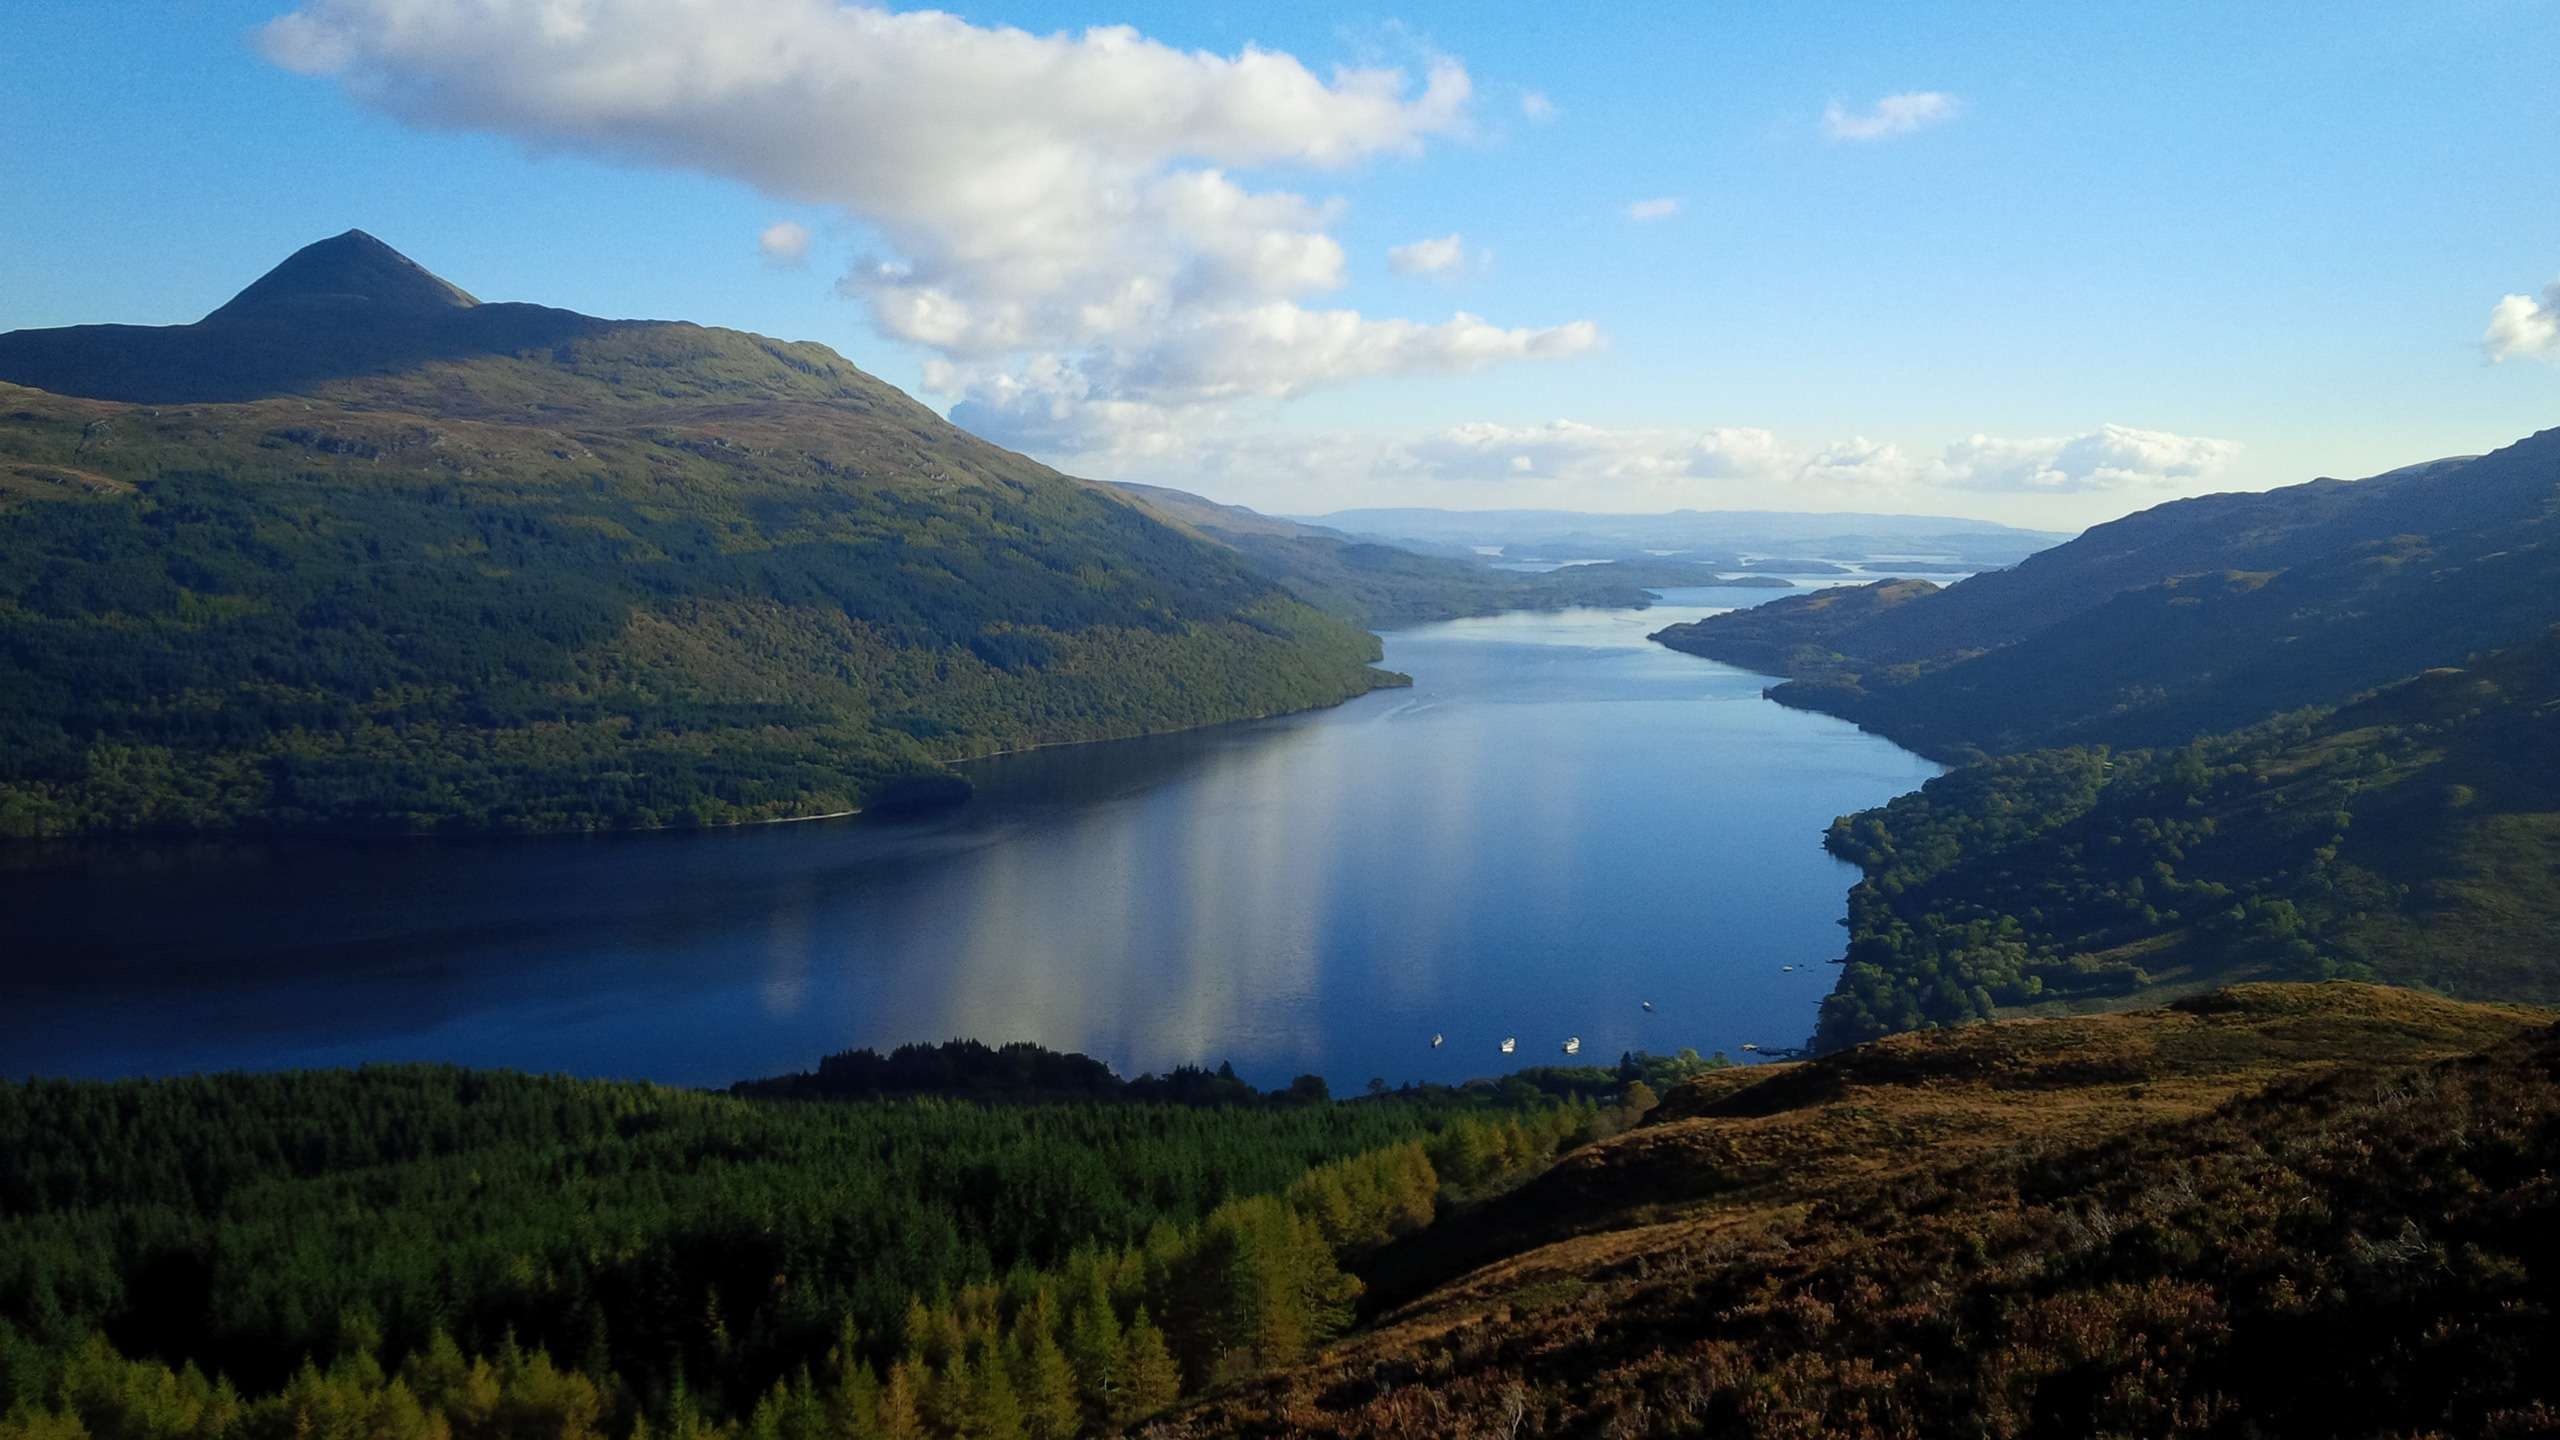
[204,230,480,323]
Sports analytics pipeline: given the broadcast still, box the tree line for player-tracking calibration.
[0,1055,1667,1438]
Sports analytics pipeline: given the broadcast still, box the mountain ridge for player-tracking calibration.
[0,234,1401,836]
[1653,426,2560,760]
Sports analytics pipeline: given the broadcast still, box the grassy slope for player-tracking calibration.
[0,311,1397,836]
[1171,983,2560,1438]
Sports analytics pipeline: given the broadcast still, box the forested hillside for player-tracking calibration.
[1810,629,2560,1049]
[5,994,2550,1440]
[0,1053,1656,1440]
[1649,577,1937,677]
[0,233,1397,837]
[1654,429,2560,761]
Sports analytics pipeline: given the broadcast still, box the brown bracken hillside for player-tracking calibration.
[1166,983,2560,1438]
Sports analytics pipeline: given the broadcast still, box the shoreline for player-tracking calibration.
[946,665,1411,770]
[0,670,1414,851]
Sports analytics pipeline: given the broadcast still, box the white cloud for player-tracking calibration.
[942,310,1600,453]
[1520,90,1558,122]
[261,0,1595,422]
[1801,436,1919,491]
[1403,420,1793,489]
[1388,233,1467,276]
[1821,90,1962,142]
[979,401,2237,515]
[1106,307,1599,404]
[1625,197,1681,222]
[1939,424,2241,493]
[2483,280,2560,362]
[757,221,811,265]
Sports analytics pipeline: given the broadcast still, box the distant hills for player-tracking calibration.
[1655,429,2560,761]
[1645,575,1941,677]
[0,233,1400,836]
[1296,505,2068,571]
[1113,481,1790,629]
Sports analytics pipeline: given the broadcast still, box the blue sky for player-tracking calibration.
[5,0,2556,527]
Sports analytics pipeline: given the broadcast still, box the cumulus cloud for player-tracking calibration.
[1388,233,1468,276]
[933,307,1594,418]
[1520,90,1558,122]
[942,311,1600,455]
[1821,90,1961,142]
[980,402,2237,514]
[757,221,812,266]
[1625,197,1681,222]
[261,0,1596,429]
[1940,424,2242,493]
[1402,420,1792,487]
[2483,281,2560,362]
[1801,436,1919,490]
[1755,425,2236,497]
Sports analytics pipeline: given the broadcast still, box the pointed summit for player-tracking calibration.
[204,230,480,324]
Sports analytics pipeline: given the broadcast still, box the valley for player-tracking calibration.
[11,7,2559,1436]
[0,587,1937,1090]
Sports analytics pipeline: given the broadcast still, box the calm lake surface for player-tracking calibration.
[0,585,1940,1089]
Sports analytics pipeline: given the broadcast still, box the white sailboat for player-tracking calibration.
[1430,1032,1444,1049]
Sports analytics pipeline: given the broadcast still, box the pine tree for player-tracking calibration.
[1116,1309,1181,1426]
[1016,1331,1081,1440]
[744,1385,788,1440]
[902,1299,939,1367]
[827,1321,888,1440]
[967,1341,1027,1440]
[1065,1300,1123,1428]
[928,1349,975,1439]
[878,1360,926,1440]
[835,1359,886,1440]
[1392,1143,1441,1232]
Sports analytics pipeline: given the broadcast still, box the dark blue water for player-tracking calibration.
[0,586,1939,1089]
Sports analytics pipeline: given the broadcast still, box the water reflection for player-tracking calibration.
[0,587,1942,1088]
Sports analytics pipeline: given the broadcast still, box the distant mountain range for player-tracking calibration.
[0,232,1401,836]
[1112,482,1795,629]
[1293,505,2069,570]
